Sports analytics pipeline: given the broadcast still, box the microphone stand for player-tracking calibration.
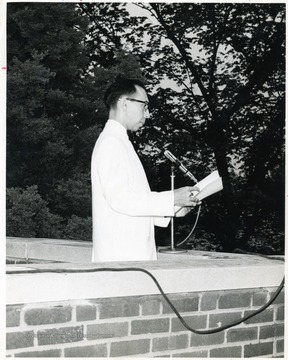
[159,164,187,254]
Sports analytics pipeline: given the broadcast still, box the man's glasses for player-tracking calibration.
[126,98,149,111]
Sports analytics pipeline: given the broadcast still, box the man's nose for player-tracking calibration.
[144,108,150,118]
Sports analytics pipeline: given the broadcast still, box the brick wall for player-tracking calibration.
[6,286,284,358]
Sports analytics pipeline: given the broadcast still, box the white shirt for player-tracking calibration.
[91,120,174,262]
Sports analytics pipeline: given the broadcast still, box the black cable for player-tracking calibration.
[6,263,284,335]
[176,205,201,248]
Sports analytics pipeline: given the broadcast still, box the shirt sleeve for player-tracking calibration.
[154,216,171,227]
[95,137,175,217]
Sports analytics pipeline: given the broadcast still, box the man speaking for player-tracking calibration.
[91,76,199,262]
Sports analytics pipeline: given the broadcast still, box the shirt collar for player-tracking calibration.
[106,119,128,139]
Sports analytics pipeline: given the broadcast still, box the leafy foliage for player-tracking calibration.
[126,3,285,253]
[6,3,285,254]
[7,3,97,239]
[63,215,92,241]
[6,186,63,238]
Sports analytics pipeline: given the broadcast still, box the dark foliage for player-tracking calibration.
[6,3,285,254]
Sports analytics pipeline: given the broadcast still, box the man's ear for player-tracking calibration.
[118,97,127,112]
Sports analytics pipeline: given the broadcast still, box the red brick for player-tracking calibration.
[200,293,218,311]
[227,327,258,342]
[162,295,199,314]
[209,311,242,328]
[141,299,161,315]
[218,292,251,309]
[6,331,35,350]
[97,297,139,319]
[64,344,107,357]
[76,305,97,321]
[172,350,208,357]
[131,318,169,335]
[154,355,170,358]
[87,322,128,340]
[37,326,83,345]
[190,332,225,347]
[25,306,72,325]
[270,288,284,305]
[276,305,284,321]
[259,323,284,339]
[6,305,23,327]
[110,339,150,357]
[15,349,61,357]
[276,339,284,353]
[210,346,242,357]
[244,308,274,324]
[168,334,189,350]
[252,290,269,306]
[152,334,189,351]
[152,336,168,352]
[171,315,207,332]
[244,341,274,357]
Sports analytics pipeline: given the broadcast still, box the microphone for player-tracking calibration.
[164,150,198,183]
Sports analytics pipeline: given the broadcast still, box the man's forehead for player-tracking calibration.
[135,85,148,99]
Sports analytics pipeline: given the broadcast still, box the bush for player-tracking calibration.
[63,215,92,241]
[247,217,285,255]
[177,226,222,252]
[6,185,63,238]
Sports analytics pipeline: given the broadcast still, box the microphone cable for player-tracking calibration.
[176,205,202,248]
[6,257,284,335]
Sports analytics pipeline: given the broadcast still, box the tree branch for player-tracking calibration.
[149,3,216,118]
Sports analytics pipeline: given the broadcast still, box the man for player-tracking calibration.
[91,76,199,262]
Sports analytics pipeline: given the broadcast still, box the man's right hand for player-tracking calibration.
[174,186,200,207]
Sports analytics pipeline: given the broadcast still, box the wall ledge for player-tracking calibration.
[6,237,284,305]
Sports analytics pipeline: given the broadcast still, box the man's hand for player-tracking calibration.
[174,186,200,207]
[174,206,193,217]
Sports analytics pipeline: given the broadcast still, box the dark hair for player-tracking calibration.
[104,75,146,110]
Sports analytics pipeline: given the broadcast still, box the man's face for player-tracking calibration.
[125,85,150,132]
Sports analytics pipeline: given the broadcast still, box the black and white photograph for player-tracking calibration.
[3,1,285,358]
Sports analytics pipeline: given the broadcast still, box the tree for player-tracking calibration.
[126,3,285,253]
[6,186,63,238]
[7,3,95,192]
[6,3,147,240]
[80,3,285,252]
[6,3,98,237]
[7,3,285,254]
